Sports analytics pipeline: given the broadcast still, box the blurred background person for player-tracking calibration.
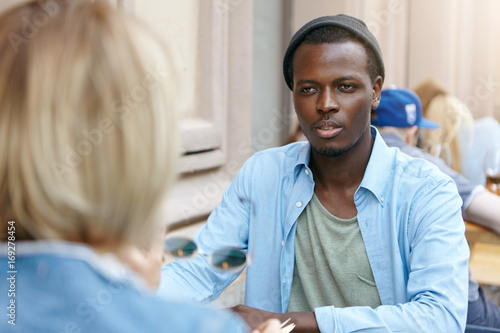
[0,1,278,332]
[467,117,500,193]
[371,87,500,330]
[413,79,475,174]
[413,79,500,188]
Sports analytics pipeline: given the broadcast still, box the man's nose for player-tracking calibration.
[316,87,339,113]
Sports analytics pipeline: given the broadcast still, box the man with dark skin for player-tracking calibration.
[294,41,381,219]
[233,38,383,332]
[160,15,469,332]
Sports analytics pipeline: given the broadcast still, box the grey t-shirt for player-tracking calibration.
[287,193,381,312]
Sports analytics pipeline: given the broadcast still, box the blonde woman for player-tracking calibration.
[0,1,279,332]
[413,79,474,173]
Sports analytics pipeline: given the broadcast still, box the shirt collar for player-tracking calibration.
[359,126,393,206]
[293,141,311,181]
[290,127,392,206]
[6,240,146,289]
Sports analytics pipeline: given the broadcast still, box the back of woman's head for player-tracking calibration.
[419,94,474,173]
[0,0,179,247]
[412,78,448,115]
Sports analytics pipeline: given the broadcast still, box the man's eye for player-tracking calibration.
[339,84,354,91]
[300,87,317,93]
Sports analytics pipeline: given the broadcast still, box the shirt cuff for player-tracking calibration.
[314,305,336,333]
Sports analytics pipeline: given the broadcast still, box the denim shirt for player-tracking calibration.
[160,127,470,332]
[381,132,479,212]
[0,240,247,333]
[380,132,482,303]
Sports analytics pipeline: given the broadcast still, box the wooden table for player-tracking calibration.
[469,242,500,286]
[466,222,500,286]
[465,222,500,245]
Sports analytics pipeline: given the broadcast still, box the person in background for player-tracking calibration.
[372,87,500,330]
[413,79,474,173]
[413,79,500,187]
[463,116,500,185]
[160,14,469,332]
[412,79,500,232]
[0,1,279,332]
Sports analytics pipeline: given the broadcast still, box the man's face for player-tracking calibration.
[292,40,382,157]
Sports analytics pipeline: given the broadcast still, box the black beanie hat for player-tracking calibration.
[283,14,385,90]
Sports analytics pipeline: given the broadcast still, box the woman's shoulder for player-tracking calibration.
[133,295,248,333]
[0,250,248,333]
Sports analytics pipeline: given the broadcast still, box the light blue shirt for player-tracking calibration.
[381,132,478,211]
[160,127,470,332]
[381,132,481,302]
[0,240,247,333]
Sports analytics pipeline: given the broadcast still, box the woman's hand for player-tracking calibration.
[252,318,281,333]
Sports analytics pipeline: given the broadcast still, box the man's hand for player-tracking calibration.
[230,304,320,333]
[231,305,284,330]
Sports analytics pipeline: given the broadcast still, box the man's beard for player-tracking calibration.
[310,126,367,158]
[312,142,355,157]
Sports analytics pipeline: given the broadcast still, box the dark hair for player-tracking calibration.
[286,26,381,88]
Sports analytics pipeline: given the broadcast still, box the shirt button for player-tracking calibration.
[296,201,302,208]
[283,280,286,284]
[281,240,285,246]
[381,197,384,202]
[305,169,310,175]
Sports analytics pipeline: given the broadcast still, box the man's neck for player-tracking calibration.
[307,130,374,219]
[309,131,374,189]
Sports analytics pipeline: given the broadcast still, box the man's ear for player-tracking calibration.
[371,76,383,110]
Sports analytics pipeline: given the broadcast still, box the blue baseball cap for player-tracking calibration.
[372,88,439,129]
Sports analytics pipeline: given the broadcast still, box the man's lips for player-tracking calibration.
[314,121,342,139]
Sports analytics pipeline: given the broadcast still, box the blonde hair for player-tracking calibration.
[0,0,179,247]
[412,78,448,113]
[419,94,473,173]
